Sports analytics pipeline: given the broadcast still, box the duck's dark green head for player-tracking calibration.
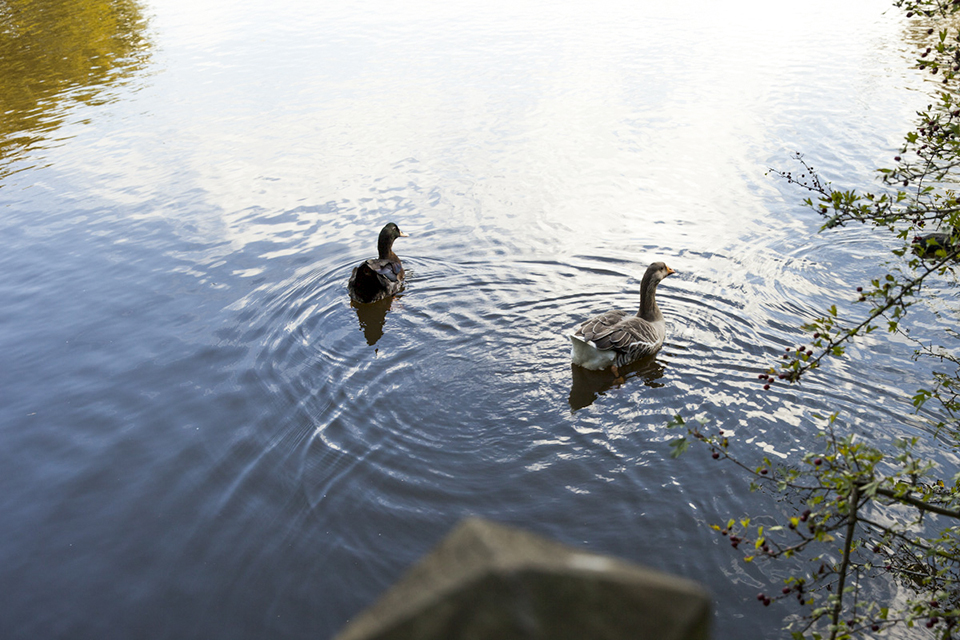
[378,222,409,258]
[382,222,408,239]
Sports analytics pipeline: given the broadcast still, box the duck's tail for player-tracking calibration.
[349,261,387,304]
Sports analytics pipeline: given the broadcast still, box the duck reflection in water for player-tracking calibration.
[351,296,396,346]
[568,355,666,411]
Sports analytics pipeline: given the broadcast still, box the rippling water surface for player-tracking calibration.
[0,0,950,638]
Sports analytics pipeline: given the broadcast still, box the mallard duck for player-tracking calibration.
[348,223,409,304]
[569,261,676,378]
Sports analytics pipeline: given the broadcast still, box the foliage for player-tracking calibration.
[670,1,960,638]
[0,0,151,172]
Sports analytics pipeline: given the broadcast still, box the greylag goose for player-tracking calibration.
[348,223,409,304]
[569,261,675,378]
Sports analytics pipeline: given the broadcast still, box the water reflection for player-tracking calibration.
[568,355,666,411]
[0,0,150,175]
[351,296,397,346]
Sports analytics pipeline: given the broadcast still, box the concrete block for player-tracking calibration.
[334,517,711,640]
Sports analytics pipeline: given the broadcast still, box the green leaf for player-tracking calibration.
[861,480,881,497]
[669,437,689,458]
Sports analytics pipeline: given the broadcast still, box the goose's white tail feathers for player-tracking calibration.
[569,334,616,370]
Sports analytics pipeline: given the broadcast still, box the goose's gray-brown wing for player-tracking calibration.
[578,312,663,355]
[575,310,628,344]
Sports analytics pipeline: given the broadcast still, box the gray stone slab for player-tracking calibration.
[334,517,711,640]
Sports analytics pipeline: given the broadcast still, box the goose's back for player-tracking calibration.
[573,310,665,367]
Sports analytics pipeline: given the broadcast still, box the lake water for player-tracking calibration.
[0,0,950,638]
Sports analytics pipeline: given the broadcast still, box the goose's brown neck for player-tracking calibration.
[637,273,663,322]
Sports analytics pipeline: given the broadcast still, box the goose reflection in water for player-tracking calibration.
[351,296,397,346]
[568,355,666,411]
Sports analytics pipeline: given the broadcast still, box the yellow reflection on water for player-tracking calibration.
[0,0,150,173]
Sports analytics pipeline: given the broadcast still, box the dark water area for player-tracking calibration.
[1,0,956,638]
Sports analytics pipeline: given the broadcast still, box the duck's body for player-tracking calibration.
[569,262,675,377]
[348,223,409,304]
